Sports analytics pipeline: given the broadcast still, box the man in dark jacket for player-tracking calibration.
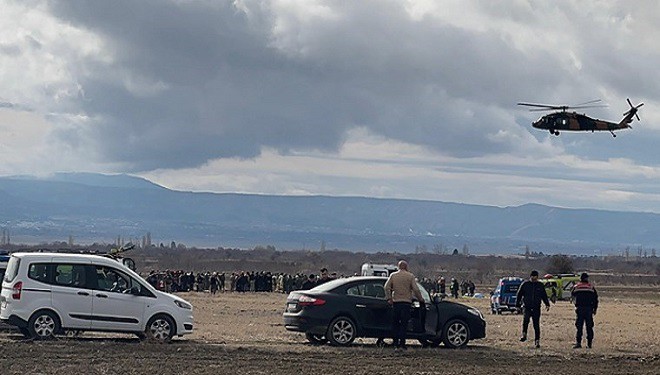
[571,272,599,349]
[301,274,317,290]
[516,270,550,348]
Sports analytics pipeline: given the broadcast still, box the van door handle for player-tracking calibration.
[77,291,89,296]
[356,304,366,308]
[96,294,108,298]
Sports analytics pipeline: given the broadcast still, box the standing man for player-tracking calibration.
[571,272,598,349]
[438,277,446,296]
[384,260,425,350]
[515,270,550,348]
[317,268,331,285]
[301,274,317,290]
[450,278,459,299]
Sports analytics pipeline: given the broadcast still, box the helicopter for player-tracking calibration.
[517,98,643,137]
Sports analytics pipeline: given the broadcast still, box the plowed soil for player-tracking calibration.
[1,287,658,374]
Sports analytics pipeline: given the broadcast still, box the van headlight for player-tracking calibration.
[467,308,484,320]
[174,300,192,310]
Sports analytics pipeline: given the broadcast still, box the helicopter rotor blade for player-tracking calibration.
[518,101,606,112]
[517,102,562,109]
[569,104,608,110]
[573,99,602,106]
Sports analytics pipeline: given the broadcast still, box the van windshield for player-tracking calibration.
[3,256,20,283]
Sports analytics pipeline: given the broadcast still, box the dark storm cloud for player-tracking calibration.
[42,1,647,171]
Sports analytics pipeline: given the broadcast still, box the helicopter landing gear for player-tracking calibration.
[609,130,616,137]
[549,129,559,136]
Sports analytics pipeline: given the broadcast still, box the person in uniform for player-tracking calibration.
[571,272,599,349]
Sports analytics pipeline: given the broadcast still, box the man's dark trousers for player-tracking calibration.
[522,308,541,341]
[575,306,594,344]
[392,302,411,347]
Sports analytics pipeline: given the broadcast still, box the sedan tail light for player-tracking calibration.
[12,281,22,300]
[297,295,326,306]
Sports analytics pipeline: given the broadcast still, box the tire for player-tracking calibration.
[442,319,470,349]
[305,332,327,345]
[145,314,176,342]
[27,310,60,340]
[326,316,357,346]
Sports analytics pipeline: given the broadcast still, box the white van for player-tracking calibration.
[360,263,398,277]
[0,252,193,341]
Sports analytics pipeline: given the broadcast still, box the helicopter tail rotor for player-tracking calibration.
[624,98,644,122]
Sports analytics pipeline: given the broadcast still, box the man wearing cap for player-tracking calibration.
[384,260,425,350]
[571,272,599,349]
[515,270,550,348]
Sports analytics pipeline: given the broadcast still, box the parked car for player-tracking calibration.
[0,252,194,341]
[490,277,524,314]
[283,276,486,348]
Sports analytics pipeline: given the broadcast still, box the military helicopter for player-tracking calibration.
[517,98,643,137]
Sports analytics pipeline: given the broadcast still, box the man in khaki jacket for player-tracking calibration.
[384,260,424,349]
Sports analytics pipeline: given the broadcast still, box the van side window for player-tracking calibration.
[28,263,51,283]
[54,264,87,288]
[95,266,130,293]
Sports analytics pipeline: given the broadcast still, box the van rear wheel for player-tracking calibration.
[28,310,60,340]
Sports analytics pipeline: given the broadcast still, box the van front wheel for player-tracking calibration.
[146,314,176,342]
[28,310,60,340]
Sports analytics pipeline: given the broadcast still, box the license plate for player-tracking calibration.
[287,303,297,311]
[1,300,6,309]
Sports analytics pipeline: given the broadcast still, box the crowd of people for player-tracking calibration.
[143,268,342,294]
[419,277,477,298]
[143,268,479,300]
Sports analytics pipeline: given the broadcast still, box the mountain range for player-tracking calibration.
[0,173,658,255]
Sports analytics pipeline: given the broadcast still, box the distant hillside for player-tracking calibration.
[0,173,658,254]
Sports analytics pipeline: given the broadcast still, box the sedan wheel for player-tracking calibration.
[442,319,470,348]
[326,316,356,346]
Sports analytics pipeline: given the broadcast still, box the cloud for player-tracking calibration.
[6,0,581,171]
[2,0,660,211]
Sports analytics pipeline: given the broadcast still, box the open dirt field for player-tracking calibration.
[0,287,658,374]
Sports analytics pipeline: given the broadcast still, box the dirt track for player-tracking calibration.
[0,289,658,374]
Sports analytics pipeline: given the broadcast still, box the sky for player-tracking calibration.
[2,0,660,213]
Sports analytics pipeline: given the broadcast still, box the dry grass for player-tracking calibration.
[0,286,657,374]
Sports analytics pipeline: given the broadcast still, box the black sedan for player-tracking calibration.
[283,276,486,348]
